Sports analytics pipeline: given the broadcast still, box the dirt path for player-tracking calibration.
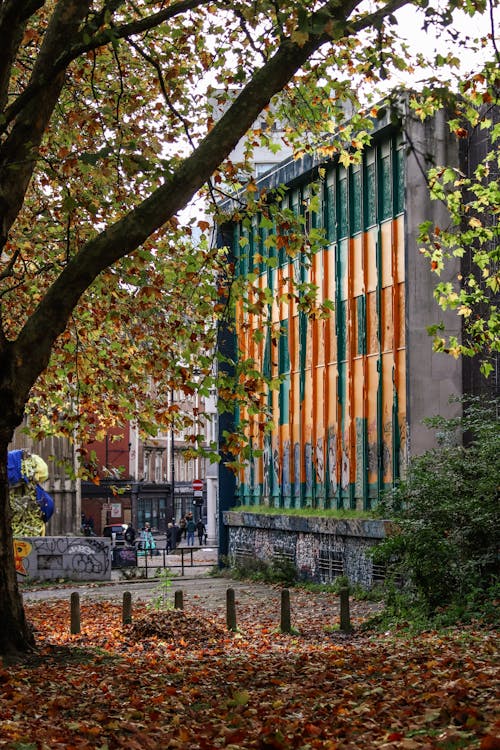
[22,571,383,635]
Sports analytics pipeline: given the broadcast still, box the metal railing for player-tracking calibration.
[112,544,217,576]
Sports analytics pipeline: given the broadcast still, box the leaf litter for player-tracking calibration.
[0,589,497,750]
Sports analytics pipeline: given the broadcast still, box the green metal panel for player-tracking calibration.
[395,142,405,215]
[249,215,257,271]
[279,319,290,425]
[357,294,367,355]
[365,157,376,228]
[351,166,362,234]
[380,145,392,220]
[338,172,348,238]
[375,230,383,506]
[299,310,307,404]
[326,180,337,241]
[392,378,401,483]
[263,326,272,379]
[361,416,369,511]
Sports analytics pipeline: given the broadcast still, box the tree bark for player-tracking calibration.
[0,436,36,656]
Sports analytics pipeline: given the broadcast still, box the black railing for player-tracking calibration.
[112,544,217,576]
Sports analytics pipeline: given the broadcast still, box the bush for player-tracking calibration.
[373,397,499,625]
[229,555,298,586]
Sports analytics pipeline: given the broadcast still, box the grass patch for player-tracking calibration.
[229,504,378,519]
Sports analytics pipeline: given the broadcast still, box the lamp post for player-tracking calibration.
[170,388,175,521]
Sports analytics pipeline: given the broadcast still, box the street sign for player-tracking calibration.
[192,479,203,492]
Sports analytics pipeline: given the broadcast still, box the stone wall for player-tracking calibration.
[14,536,112,582]
[224,512,391,588]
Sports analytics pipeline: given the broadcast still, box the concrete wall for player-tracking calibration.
[14,536,112,582]
[224,511,391,588]
[404,108,463,456]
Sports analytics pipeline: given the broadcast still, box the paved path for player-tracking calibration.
[22,573,276,606]
[21,542,283,614]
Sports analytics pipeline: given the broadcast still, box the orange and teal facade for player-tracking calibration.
[219,104,469,513]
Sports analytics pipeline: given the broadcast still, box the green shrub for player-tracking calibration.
[373,397,499,626]
[148,568,173,611]
[229,555,298,586]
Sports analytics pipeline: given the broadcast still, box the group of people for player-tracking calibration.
[123,515,207,556]
[167,514,207,550]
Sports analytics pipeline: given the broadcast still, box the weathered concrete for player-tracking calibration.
[15,536,112,582]
[224,511,391,588]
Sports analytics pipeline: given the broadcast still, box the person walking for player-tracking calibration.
[196,519,206,546]
[179,515,187,541]
[186,515,196,546]
[166,522,176,553]
[124,523,136,546]
[141,523,156,558]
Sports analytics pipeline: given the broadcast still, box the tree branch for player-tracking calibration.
[0,0,45,111]
[0,0,211,134]
[11,0,412,402]
[0,0,91,248]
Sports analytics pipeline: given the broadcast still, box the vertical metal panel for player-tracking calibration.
[326,175,337,242]
[365,149,377,228]
[365,228,378,293]
[233,129,408,510]
[351,165,362,234]
[338,169,348,238]
[352,235,364,297]
[380,142,392,221]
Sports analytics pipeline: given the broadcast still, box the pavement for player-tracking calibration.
[21,556,285,616]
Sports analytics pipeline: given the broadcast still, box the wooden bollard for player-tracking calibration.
[226,587,237,631]
[122,591,132,624]
[280,588,292,634]
[70,591,80,634]
[174,589,184,610]
[339,586,352,633]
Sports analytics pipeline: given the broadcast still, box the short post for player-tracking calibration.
[339,586,352,633]
[70,592,80,635]
[280,588,292,634]
[174,589,184,610]
[122,591,132,624]
[226,587,237,631]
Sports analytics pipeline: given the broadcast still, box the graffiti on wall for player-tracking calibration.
[13,540,32,576]
[16,536,111,580]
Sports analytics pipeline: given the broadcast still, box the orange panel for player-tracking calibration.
[366,291,378,355]
[382,353,395,483]
[380,221,393,288]
[382,286,394,352]
[395,215,405,281]
[352,235,364,297]
[366,355,380,485]
[365,228,378,293]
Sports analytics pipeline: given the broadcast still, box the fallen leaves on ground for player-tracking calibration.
[0,589,498,750]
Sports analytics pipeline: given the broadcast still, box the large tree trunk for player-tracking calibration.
[0,433,35,657]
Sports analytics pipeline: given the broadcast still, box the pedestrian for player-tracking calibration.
[141,523,156,558]
[124,523,136,546]
[170,520,178,550]
[175,521,182,545]
[179,515,187,540]
[196,519,206,546]
[166,522,175,553]
[186,516,196,546]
